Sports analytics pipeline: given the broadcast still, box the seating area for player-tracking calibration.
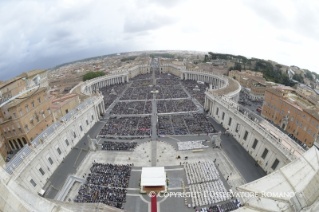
[195,199,241,212]
[185,161,219,184]
[102,141,137,151]
[156,85,188,99]
[74,163,132,209]
[158,114,215,135]
[177,140,209,151]
[120,87,153,100]
[98,117,151,138]
[189,180,231,207]
[111,101,152,114]
[185,161,231,208]
[181,80,209,106]
[157,99,197,113]
[100,84,126,109]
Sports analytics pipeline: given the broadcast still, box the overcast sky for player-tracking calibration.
[1,0,318,81]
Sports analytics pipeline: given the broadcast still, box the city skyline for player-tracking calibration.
[1,0,318,81]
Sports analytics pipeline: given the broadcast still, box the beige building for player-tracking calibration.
[229,70,272,100]
[296,84,316,96]
[0,70,78,162]
[262,86,319,147]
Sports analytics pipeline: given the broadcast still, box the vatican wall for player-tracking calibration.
[204,94,305,174]
[4,95,104,194]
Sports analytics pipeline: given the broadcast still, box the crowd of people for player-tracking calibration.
[181,80,209,106]
[100,84,127,109]
[157,99,197,113]
[121,87,153,100]
[156,84,188,99]
[74,163,132,209]
[98,117,151,138]
[158,114,215,135]
[102,141,137,151]
[111,101,152,114]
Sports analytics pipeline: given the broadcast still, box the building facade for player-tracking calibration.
[261,86,319,147]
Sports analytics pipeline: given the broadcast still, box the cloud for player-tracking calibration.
[0,0,319,81]
[123,12,178,33]
[136,0,186,8]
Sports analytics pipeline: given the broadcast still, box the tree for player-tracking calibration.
[234,63,242,71]
[83,71,106,81]
[293,73,304,83]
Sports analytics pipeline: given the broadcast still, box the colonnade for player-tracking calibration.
[180,72,226,89]
[85,74,128,95]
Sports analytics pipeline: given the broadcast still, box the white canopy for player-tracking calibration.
[141,167,166,186]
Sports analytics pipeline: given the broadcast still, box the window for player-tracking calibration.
[39,168,45,175]
[312,121,314,125]
[26,105,29,112]
[262,148,268,159]
[313,133,316,138]
[235,124,239,133]
[86,120,89,125]
[25,125,29,132]
[32,101,35,107]
[38,98,41,103]
[304,126,307,131]
[48,157,53,165]
[57,147,61,155]
[65,109,68,114]
[307,117,310,121]
[296,120,299,125]
[281,111,284,115]
[243,131,249,141]
[291,116,294,121]
[228,118,232,126]
[252,139,258,149]
[13,113,17,118]
[308,129,312,134]
[271,159,279,170]
[274,106,276,110]
[30,179,37,187]
[80,125,83,131]
[19,110,23,116]
[303,114,305,118]
[216,107,219,115]
[91,115,94,120]
[317,124,319,129]
[222,112,225,120]
[300,123,303,127]
[73,132,76,138]
[65,139,69,146]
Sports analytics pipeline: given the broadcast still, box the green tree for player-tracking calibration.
[234,63,242,71]
[82,71,106,81]
[293,73,304,83]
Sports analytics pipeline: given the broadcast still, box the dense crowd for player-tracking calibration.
[121,87,153,100]
[100,84,127,109]
[74,163,132,209]
[158,114,215,135]
[102,141,137,151]
[156,85,188,99]
[98,117,151,138]
[181,80,209,106]
[111,101,152,114]
[157,99,197,113]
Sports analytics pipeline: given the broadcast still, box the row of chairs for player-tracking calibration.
[177,140,209,151]
[189,180,231,207]
[184,161,219,184]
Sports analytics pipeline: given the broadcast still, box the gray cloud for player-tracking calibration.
[242,0,319,41]
[124,13,177,33]
[136,0,186,8]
